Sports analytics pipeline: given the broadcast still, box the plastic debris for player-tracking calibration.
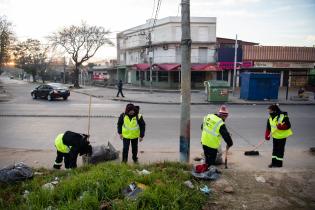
[42,177,59,190]
[122,182,143,199]
[200,185,211,195]
[136,182,148,190]
[224,186,234,193]
[255,176,266,183]
[183,180,194,189]
[191,166,220,180]
[136,169,151,175]
[42,183,54,190]
[34,172,44,176]
[23,190,30,198]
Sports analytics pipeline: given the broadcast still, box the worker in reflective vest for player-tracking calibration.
[265,104,293,168]
[201,105,233,167]
[53,131,92,169]
[117,104,146,163]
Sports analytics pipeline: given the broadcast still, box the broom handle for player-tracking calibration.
[225,146,229,168]
[252,140,264,151]
[87,95,92,137]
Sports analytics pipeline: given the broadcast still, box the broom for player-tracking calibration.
[244,140,264,156]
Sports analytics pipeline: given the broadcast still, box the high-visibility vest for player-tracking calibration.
[269,114,293,139]
[122,114,141,139]
[54,133,70,153]
[201,114,224,149]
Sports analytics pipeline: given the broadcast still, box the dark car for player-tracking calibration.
[31,83,70,101]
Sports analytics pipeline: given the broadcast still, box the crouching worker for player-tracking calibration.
[53,131,92,169]
[201,105,233,167]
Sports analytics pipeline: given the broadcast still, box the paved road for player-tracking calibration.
[1,76,315,162]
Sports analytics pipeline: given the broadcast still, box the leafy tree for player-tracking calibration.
[0,16,15,73]
[49,22,114,88]
[13,39,48,82]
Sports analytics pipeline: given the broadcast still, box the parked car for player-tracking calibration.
[31,83,70,101]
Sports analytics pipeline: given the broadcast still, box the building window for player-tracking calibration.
[192,72,205,83]
[153,71,157,81]
[145,71,157,81]
[198,47,208,63]
[158,71,168,82]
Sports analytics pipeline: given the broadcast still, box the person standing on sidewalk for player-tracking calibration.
[201,105,233,167]
[117,103,145,163]
[116,80,124,97]
[265,104,293,168]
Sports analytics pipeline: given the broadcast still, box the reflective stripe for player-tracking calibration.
[123,124,140,130]
[54,162,62,165]
[272,156,283,161]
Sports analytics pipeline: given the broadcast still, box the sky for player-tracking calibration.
[1,0,315,61]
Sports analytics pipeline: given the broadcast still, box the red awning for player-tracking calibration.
[191,64,222,71]
[133,63,150,71]
[155,63,181,71]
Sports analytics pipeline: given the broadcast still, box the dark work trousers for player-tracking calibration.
[202,145,218,166]
[272,138,286,167]
[122,138,138,163]
[116,89,124,97]
[53,151,70,169]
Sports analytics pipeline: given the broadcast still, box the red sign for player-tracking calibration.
[218,61,253,70]
[93,72,109,80]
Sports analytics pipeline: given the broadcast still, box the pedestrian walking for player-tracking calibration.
[53,131,92,169]
[116,79,124,97]
[265,104,293,168]
[117,103,145,163]
[201,105,233,167]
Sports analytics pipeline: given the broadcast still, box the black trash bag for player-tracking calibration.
[82,142,119,164]
[0,162,33,183]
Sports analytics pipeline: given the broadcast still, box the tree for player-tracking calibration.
[13,39,49,82]
[49,22,114,88]
[0,16,14,73]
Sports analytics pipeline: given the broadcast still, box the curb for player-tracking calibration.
[72,89,315,106]
[112,98,315,106]
[0,114,117,118]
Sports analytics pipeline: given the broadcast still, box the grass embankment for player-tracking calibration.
[0,162,207,210]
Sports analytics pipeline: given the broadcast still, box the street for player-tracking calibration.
[1,76,315,169]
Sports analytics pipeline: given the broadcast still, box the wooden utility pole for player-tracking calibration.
[232,34,238,95]
[179,0,191,162]
[148,32,153,93]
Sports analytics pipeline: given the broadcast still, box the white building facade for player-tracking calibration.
[117,16,219,88]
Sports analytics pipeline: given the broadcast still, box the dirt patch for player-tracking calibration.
[203,169,315,210]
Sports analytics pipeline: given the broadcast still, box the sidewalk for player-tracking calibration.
[72,84,315,105]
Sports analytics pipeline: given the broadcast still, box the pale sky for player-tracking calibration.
[1,0,315,61]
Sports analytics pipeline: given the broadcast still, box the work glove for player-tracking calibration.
[139,137,143,142]
[265,129,270,141]
[277,123,288,130]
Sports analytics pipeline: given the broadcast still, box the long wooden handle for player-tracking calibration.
[252,140,264,151]
[87,95,92,137]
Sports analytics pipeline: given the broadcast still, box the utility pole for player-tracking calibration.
[63,56,66,84]
[232,34,238,95]
[148,32,153,93]
[179,0,191,162]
